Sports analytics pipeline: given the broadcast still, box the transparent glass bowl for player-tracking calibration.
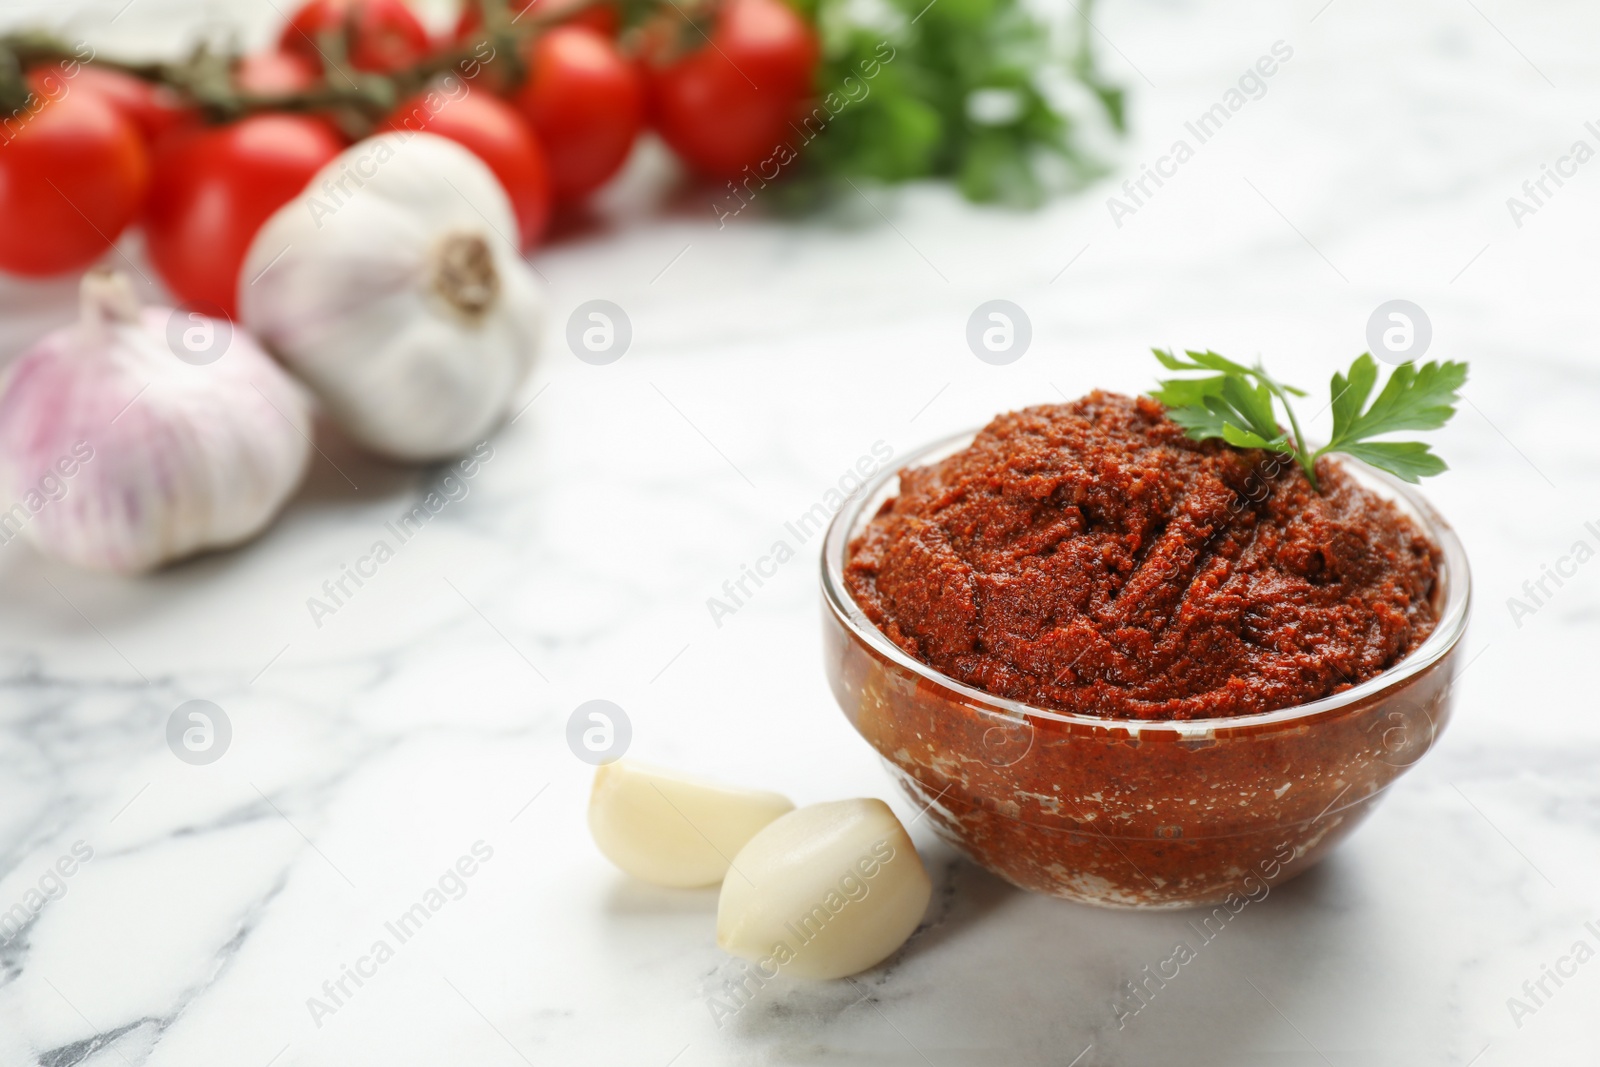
[821,430,1470,909]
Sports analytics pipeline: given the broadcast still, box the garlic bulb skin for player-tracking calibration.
[239,132,542,463]
[0,271,311,574]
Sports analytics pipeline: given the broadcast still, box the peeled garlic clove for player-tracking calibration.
[0,270,311,574]
[717,798,931,980]
[239,132,543,463]
[588,759,794,888]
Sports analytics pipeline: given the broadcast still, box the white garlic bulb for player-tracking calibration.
[0,270,312,574]
[239,132,543,463]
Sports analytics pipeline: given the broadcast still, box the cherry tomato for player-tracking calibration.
[279,0,432,74]
[381,89,553,250]
[235,50,322,95]
[644,0,818,182]
[454,0,620,40]
[63,65,196,147]
[510,27,643,201]
[0,69,150,277]
[144,115,344,318]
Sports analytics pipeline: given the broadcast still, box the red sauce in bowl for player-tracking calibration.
[823,394,1467,907]
[845,393,1440,720]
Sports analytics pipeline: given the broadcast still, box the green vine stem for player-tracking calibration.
[0,0,617,126]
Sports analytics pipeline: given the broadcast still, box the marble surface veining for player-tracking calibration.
[1,0,1599,1064]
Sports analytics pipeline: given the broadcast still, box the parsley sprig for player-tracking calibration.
[1150,349,1468,491]
[783,0,1124,208]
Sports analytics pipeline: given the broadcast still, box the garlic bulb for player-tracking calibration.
[0,271,311,574]
[239,132,543,463]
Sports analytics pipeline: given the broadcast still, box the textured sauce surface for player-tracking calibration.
[845,393,1442,720]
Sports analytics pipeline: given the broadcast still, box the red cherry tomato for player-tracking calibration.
[144,115,344,318]
[235,50,322,94]
[279,0,431,74]
[63,65,196,147]
[0,69,149,277]
[381,89,553,250]
[645,0,818,182]
[454,0,620,40]
[510,26,643,201]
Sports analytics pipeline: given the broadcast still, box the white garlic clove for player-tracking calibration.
[0,270,311,574]
[239,132,543,463]
[716,798,931,981]
[588,760,794,888]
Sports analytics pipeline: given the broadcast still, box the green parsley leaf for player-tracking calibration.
[1328,355,1468,443]
[1220,422,1290,452]
[1151,350,1468,491]
[1148,374,1228,409]
[1152,348,1308,396]
[779,0,1122,208]
[1218,377,1288,446]
[1162,397,1230,440]
[1337,440,1449,482]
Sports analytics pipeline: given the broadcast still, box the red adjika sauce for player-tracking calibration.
[826,393,1457,907]
[846,392,1440,721]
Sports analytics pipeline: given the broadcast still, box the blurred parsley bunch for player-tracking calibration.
[784,0,1124,206]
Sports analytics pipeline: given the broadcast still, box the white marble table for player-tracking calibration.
[2,0,1599,1064]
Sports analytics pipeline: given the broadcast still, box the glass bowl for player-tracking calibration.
[821,429,1470,909]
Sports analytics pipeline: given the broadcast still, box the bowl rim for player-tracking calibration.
[821,425,1472,735]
